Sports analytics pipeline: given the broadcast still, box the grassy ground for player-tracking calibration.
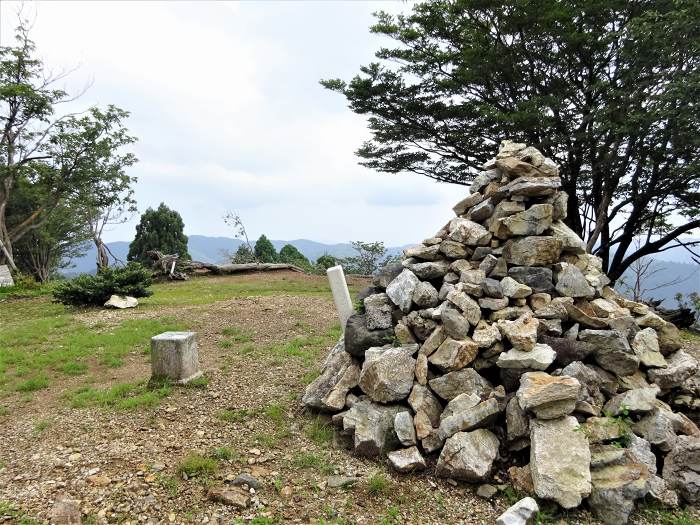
[0,272,697,525]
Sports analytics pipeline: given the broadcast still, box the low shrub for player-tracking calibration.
[52,263,153,306]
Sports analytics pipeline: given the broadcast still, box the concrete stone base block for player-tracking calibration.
[150,331,202,385]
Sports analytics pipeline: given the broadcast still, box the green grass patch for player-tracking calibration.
[67,380,171,410]
[260,325,342,366]
[221,326,253,343]
[33,418,51,435]
[291,452,335,475]
[209,446,238,461]
[184,376,208,389]
[305,416,334,445]
[176,453,218,478]
[681,330,700,342]
[366,472,390,497]
[217,408,251,423]
[640,503,700,525]
[263,403,286,425]
[15,376,49,392]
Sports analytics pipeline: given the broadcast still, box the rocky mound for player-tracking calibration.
[303,140,700,525]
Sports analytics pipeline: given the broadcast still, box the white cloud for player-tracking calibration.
[0,0,465,248]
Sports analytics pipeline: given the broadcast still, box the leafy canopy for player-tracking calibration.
[323,0,700,281]
[128,203,190,264]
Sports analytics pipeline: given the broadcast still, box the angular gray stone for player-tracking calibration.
[446,289,481,325]
[492,203,553,239]
[303,338,360,411]
[453,192,484,215]
[387,446,426,473]
[496,497,539,525]
[449,218,492,246]
[405,311,438,341]
[517,372,580,419]
[579,329,640,377]
[429,368,493,401]
[497,344,556,370]
[501,276,532,299]
[404,243,442,261]
[50,499,81,525]
[662,436,700,503]
[472,321,501,348]
[364,293,394,330]
[479,297,509,310]
[649,350,698,390]
[503,236,563,267]
[0,264,14,287]
[631,328,667,368]
[438,397,501,440]
[497,313,539,351]
[419,325,446,356]
[359,347,416,403]
[440,240,469,259]
[481,277,504,298]
[344,314,394,357]
[441,392,481,421]
[441,306,470,339]
[506,396,530,442]
[555,264,595,298]
[549,220,585,253]
[429,337,478,372]
[408,384,443,429]
[343,399,403,457]
[468,198,495,222]
[405,260,451,280]
[412,281,439,309]
[386,269,420,313]
[508,266,554,293]
[374,262,403,289]
[394,411,417,447]
[505,176,561,197]
[530,416,592,509]
[436,429,500,482]
[603,387,660,416]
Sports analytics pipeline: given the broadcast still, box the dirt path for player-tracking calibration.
[0,274,694,524]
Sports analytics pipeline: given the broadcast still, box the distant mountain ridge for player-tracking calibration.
[64,234,698,307]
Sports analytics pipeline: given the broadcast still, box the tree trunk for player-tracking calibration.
[95,238,109,271]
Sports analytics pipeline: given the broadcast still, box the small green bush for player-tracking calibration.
[52,263,153,306]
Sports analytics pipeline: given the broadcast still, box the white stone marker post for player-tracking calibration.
[326,265,354,331]
[150,331,202,385]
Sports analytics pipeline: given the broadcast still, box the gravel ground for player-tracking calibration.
[0,273,697,524]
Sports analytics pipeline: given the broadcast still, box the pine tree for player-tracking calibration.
[128,203,190,264]
[279,244,310,268]
[254,235,278,263]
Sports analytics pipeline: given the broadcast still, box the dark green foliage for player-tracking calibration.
[279,244,311,268]
[230,244,257,263]
[315,254,338,271]
[324,1,700,281]
[52,263,153,306]
[128,203,190,264]
[342,241,398,275]
[254,235,278,263]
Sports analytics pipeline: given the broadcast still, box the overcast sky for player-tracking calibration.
[0,0,466,246]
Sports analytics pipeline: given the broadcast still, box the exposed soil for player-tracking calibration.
[0,273,697,524]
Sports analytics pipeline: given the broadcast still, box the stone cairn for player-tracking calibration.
[303,140,700,525]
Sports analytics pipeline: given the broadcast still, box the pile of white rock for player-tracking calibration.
[303,141,700,525]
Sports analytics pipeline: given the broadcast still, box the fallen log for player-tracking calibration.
[146,251,305,279]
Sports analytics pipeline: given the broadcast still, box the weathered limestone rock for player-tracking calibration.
[588,448,650,525]
[406,260,451,280]
[501,276,532,299]
[150,331,202,385]
[578,329,640,377]
[408,384,443,430]
[412,281,439,309]
[440,239,469,259]
[496,156,543,177]
[436,429,500,482]
[359,347,416,402]
[303,339,360,411]
[549,220,586,253]
[429,337,479,372]
[387,446,427,473]
[503,236,563,266]
[394,411,417,446]
[649,350,698,390]
[603,387,660,416]
[497,344,556,371]
[631,328,667,368]
[415,353,428,385]
[493,204,553,239]
[469,198,495,222]
[498,313,539,351]
[405,311,437,340]
[505,176,561,197]
[441,306,470,339]
[343,398,403,457]
[496,497,539,525]
[481,277,504,298]
[565,302,608,329]
[480,297,509,310]
[554,264,595,298]
[446,289,481,325]
[453,193,484,215]
[472,321,501,348]
[386,269,420,313]
[449,218,492,246]
[364,293,394,330]
[662,436,700,503]
[50,499,81,525]
[208,485,251,508]
[583,417,627,444]
[429,368,493,401]
[419,325,446,356]
[530,416,592,508]
[374,262,403,289]
[104,294,138,309]
[438,397,501,439]
[517,372,580,419]
[441,392,481,420]
[508,266,554,293]
[345,314,394,357]
[506,396,530,442]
